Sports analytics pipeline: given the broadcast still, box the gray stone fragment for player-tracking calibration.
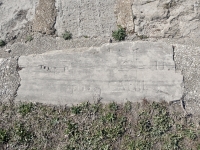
[174,44,200,114]
[0,57,20,102]
[16,41,183,105]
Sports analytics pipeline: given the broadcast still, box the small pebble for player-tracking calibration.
[5,49,11,53]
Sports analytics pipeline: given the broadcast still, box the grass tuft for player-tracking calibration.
[18,103,33,116]
[0,128,9,144]
[26,35,33,42]
[63,30,72,40]
[112,25,127,41]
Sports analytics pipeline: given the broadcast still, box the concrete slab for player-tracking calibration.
[16,41,183,105]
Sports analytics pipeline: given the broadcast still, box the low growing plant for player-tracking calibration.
[71,105,82,115]
[0,40,6,47]
[112,26,127,41]
[108,102,118,111]
[63,31,72,40]
[18,103,33,116]
[26,35,33,42]
[14,123,34,143]
[0,128,9,144]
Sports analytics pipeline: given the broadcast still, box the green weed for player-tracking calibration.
[112,25,127,41]
[108,102,118,111]
[0,40,6,47]
[0,128,9,144]
[66,120,79,137]
[184,129,197,141]
[164,134,183,150]
[135,139,152,150]
[102,112,117,123]
[63,31,72,40]
[124,101,132,113]
[14,123,34,143]
[152,109,172,136]
[18,103,33,116]
[71,105,82,115]
[26,35,33,42]
[127,140,136,150]
[197,144,200,150]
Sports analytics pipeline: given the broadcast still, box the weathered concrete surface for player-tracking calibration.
[32,0,56,35]
[16,42,183,105]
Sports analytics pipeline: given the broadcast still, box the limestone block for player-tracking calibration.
[55,0,117,37]
[16,42,183,105]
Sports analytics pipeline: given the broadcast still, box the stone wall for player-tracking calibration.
[1,0,200,45]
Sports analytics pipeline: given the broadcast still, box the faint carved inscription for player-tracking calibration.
[17,42,183,104]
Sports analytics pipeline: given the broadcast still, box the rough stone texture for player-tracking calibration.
[1,0,200,45]
[174,44,200,115]
[0,57,20,102]
[132,0,200,41]
[0,0,38,40]
[16,42,183,105]
[1,0,200,47]
[32,0,56,34]
[115,0,134,33]
[55,0,117,38]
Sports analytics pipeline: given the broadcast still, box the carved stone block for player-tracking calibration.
[16,42,183,105]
